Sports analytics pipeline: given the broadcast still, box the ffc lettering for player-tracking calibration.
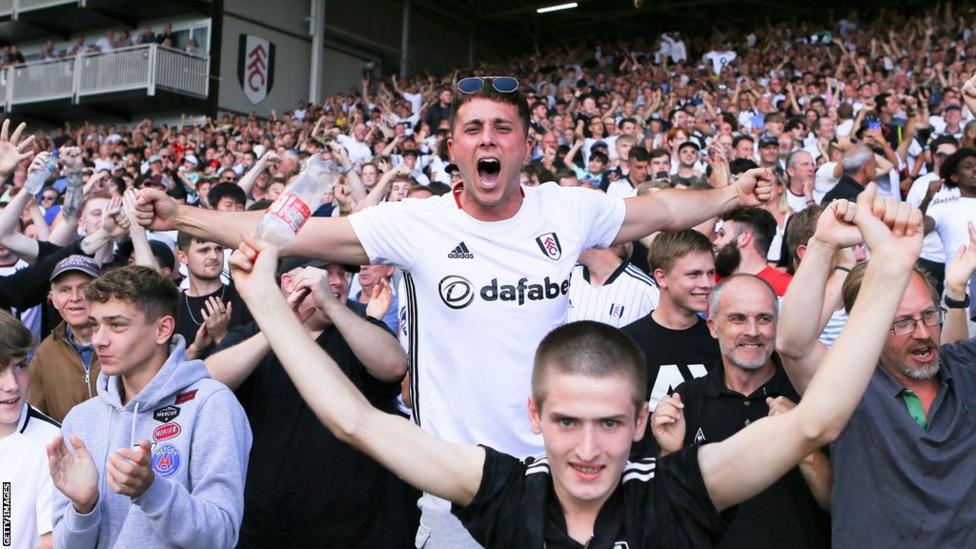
[237,35,276,105]
[535,232,563,261]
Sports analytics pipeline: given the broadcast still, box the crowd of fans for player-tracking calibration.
[3,2,976,548]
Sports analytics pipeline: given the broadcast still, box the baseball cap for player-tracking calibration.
[678,140,700,152]
[50,255,100,282]
[183,155,199,166]
[149,155,162,163]
[591,140,609,150]
[759,136,779,148]
[945,104,962,112]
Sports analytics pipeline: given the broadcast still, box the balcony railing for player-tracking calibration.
[0,43,208,110]
[0,0,73,18]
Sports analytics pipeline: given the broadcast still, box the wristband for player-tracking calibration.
[945,294,970,309]
[834,265,851,273]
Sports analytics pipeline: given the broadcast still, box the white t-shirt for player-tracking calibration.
[349,184,626,458]
[906,173,960,263]
[605,179,638,199]
[567,263,658,328]
[0,404,59,549]
[927,196,976,268]
[335,134,372,165]
[814,162,840,203]
[785,189,809,212]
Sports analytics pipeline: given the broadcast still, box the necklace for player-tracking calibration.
[184,285,227,325]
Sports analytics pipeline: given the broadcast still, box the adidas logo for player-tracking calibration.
[448,242,474,259]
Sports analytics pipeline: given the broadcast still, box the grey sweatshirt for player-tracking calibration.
[52,336,253,549]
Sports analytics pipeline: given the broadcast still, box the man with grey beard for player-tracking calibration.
[777,192,976,548]
[650,274,830,548]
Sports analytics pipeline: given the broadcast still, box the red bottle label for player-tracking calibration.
[267,192,312,233]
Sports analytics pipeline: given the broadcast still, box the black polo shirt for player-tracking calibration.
[674,356,830,549]
[453,445,729,548]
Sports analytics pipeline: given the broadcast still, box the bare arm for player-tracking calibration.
[204,329,271,390]
[777,203,862,394]
[292,268,407,382]
[236,153,274,196]
[615,168,774,244]
[229,238,485,505]
[941,222,976,345]
[700,186,922,511]
[134,189,369,264]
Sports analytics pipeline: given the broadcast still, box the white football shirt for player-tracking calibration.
[349,184,625,457]
[0,404,59,549]
[567,263,659,328]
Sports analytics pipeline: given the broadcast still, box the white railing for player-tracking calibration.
[8,57,74,104]
[2,44,209,109]
[0,0,73,17]
[154,46,209,98]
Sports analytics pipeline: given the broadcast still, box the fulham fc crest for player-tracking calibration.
[238,34,275,105]
[535,232,562,261]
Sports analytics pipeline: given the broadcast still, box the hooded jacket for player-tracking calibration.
[52,336,252,549]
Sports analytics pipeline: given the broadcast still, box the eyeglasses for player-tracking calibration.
[890,309,944,336]
[41,195,57,201]
[456,76,519,95]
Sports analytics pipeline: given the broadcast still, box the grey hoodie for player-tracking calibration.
[53,336,252,549]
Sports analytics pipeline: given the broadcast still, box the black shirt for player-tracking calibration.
[821,175,864,204]
[175,283,252,356]
[453,445,728,548]
[222,313,418,548]
[674,357,830,549]
[622,313,720,458]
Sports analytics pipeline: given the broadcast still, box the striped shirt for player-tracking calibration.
[567,262,659,328]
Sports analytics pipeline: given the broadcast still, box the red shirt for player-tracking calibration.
[757,266,792,297]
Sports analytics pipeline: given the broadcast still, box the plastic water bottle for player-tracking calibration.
[255,153,338,247]
[24,155,58,195]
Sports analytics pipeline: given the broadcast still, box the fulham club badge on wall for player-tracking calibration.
[238,34,275,105]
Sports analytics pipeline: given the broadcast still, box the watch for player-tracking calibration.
[945,294,970,309]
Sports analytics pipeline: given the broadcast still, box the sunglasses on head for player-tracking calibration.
[456,76,519,95]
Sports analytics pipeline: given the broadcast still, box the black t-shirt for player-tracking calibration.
[453,445,728,548]
[175,283,252,355]
[222,315,418,548]
[622,313,720,458]
[674,358,830,548]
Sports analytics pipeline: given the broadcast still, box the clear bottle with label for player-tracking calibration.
[255,153,338,247]
[24,154,58,195]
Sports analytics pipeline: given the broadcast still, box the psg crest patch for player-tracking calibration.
[535,232,562,261]
[152,444,181,478]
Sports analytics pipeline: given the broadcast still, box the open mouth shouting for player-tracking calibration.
[477,157,501,189]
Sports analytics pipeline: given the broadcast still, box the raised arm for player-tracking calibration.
[291,268,406,382]
[777,202,862,393]
[229,236,484,506]
[614,167,774,244]
[134,189,369,264]
[941,222,976,345]
[699,184,922,511]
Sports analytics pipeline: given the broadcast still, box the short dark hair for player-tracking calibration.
[450,80,531,137]
[648,229,714,274]
[176,231,220,252]
[648,147,670,162]
[723,207,777,256]
[940,148,976,188]
[208,183,247,208]
[85,265,180,324]
[628,146,650,163]
[532,321,646,412]
[732,134,755,148]
[590,151,609,164]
